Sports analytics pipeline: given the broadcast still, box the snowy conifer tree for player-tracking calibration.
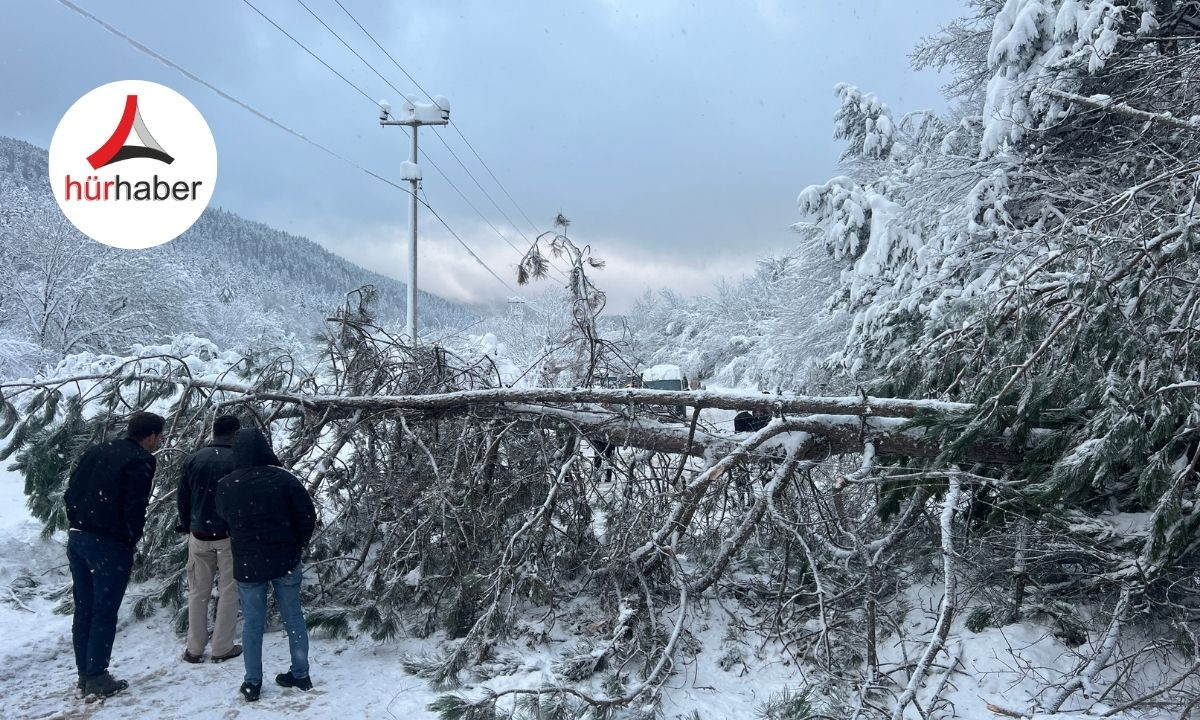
[795,1,1200,711]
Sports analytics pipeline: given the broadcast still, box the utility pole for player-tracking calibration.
[379,95,450,344]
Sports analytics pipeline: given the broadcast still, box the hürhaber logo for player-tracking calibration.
[49,80,217,249]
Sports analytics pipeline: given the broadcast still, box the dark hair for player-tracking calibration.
[126,411,166,441]
[212,415,241,437]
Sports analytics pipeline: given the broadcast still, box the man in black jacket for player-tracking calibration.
[64,411,164,699]
[177,414,242,664]
[734,409,771,433]
[216,428,317,702]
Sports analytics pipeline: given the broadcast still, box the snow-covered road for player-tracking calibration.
[0,468,799,719]
[0,468,446,719]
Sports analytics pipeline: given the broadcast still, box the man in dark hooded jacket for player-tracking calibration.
[64,411,164,699]
[215,428,317,702]
[734,409,771,433]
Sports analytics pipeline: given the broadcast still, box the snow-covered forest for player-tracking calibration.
[3,0,1200,718]
[0,136,475,378]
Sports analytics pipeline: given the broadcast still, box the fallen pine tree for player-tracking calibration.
[1,305,1196,719]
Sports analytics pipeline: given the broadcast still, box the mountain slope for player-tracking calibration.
[0,136,474,371]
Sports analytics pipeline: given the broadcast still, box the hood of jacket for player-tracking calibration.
[232,428,282,469]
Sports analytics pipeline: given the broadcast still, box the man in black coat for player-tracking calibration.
[734,409,771,433]
[64,411,165,699]
[215,428,317,702]
[177,414,242,664]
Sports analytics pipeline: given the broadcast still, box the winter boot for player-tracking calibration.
[83,672,128,699]
[182,649,204,664]
[239,680,261,702]
[275,671,313,691]
[210,644,243,663]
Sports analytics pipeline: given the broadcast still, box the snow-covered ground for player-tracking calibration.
[0,457,1165,719]
[0,466,446,719]
[0,466,803,719]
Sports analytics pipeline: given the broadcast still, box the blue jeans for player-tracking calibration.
[68,530,135,678]
[237,563,309,684]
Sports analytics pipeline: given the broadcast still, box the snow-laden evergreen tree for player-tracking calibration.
[799,2,1200,711]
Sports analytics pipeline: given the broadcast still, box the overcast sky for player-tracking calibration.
[0,0,962,311]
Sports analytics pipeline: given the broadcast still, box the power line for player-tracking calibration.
[331,0,546,238]
[289,0,531,259]
[235,0,520,293]
[428,129,535,246]
[250,0,544,286]
[445,125,542,237]
[53,0,513,294]
[53,0,405,195]
[417,142,569,284]
[241,0,378,107]
[286,0,567,282]
[423,136,570,283]
[417,147,525,259]
[331,0,435,101]
[419,187,516,292]
[293,0,405,103]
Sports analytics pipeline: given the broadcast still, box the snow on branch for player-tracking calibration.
[2,373,974,418]
[890,472,961,720]
[1,368,1032,468]
[1043,88,1200,133]
[1043,585,1132,713]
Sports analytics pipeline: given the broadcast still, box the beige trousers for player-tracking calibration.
[186,535,239,657]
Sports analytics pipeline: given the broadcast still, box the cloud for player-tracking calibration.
[577,236,760,313]
[311,219,761,314]
[2,0,956,308]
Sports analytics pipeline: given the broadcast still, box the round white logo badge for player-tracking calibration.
[48,80,217,250]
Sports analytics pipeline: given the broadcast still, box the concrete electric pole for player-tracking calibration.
[379,95,450,344]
